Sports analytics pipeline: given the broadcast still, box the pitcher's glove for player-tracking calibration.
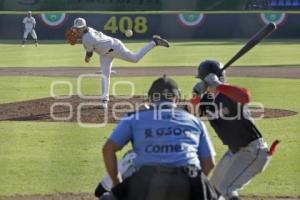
[65,28,77,45]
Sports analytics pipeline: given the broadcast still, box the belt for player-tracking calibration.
[105,48,114,55]
[229,145,243,153]
[140,165,200,177]
[141,166,184,174]
[229,136,264,153]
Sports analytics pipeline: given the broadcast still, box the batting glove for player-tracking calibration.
[204,73,222,88]
[193,81,207,95]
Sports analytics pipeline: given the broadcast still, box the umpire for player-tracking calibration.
[102,75,218,200]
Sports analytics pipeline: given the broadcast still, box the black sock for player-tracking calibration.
[95,183,108,198]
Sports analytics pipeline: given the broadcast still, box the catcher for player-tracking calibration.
[94,150,137,199]
[65,17,170,108]
[190,60,280,200]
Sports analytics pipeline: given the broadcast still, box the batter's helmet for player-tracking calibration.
[148,75,180,102]
[196,60,225,80]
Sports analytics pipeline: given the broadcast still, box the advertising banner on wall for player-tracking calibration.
[0,13,299,40]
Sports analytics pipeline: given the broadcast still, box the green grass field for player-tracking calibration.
[0,39,300,68]
[0,40,299,198]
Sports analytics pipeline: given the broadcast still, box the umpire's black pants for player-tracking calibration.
[111,165,218,200]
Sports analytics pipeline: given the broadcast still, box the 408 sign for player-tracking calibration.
[103,16,148,34]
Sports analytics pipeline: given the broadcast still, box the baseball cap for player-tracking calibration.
[28,11,32,14]
[148,75,180,102]
[73,18,87,29]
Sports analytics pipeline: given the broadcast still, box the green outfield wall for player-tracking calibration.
[0,13,298,40]
[1,0,300,12]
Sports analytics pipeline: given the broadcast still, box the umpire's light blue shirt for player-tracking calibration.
[109,103,215,169]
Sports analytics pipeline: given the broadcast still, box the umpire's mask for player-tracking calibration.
[148,75,181,102]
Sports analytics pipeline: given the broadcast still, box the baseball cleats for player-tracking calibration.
[152,35,170,48]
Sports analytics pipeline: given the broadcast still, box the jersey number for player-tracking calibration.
[104,16,148,34]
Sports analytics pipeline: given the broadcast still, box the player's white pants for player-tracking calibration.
[99,40,156,101]
[113,39,156,63]
[23,28,37,40]
[210,138,271,199]
[99,55,113,102]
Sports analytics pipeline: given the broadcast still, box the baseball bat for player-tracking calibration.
[221,22,277,72]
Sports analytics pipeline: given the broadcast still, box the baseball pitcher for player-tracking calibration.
[66,17,170,108]
[22,11,38,47]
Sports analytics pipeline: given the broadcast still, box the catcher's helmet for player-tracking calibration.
[196,60,225,80]
[148,75,180,102]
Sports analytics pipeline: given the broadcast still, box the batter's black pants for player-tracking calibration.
[111,165,218,200]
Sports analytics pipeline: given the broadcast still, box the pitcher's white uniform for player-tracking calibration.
[82,27,156,103]
[22,16,37,40]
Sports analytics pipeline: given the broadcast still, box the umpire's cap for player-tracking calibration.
[148,75,180,102]
[196,60,225,80]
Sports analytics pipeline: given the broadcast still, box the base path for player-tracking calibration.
[0,66,300,78]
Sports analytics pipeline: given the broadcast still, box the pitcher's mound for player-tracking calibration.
[0,96,297,124]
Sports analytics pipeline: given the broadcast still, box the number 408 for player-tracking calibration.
[103,16,148,34]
